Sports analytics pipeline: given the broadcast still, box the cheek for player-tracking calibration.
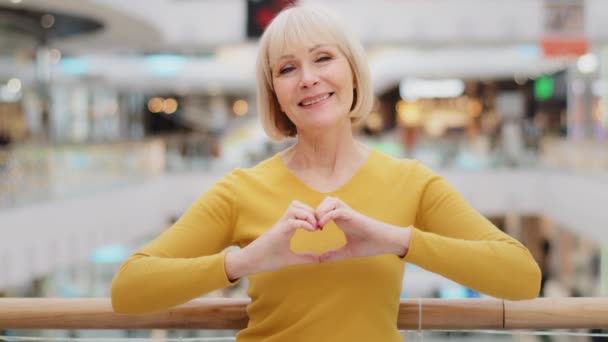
[337,72,355,111]
[340,74,355,100]
[272,82,290,109]
[334,65,354,94]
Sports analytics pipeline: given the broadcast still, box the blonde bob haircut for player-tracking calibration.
[256,5,374,140]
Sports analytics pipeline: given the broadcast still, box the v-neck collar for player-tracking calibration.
[273,148,377,195]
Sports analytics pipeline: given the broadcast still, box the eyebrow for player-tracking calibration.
[277,44,329,61]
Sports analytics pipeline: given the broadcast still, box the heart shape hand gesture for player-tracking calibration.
[314,196,410,263]
[225,197,411,280]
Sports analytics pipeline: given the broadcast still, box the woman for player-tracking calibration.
[111,5,541,341]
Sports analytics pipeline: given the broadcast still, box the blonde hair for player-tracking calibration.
[255,5,374,140]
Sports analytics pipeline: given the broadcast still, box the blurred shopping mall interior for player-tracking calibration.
[1,0,608,340]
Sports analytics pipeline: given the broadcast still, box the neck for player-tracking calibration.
[283,120,367,177]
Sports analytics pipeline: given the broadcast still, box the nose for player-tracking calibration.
[298,66,319,88]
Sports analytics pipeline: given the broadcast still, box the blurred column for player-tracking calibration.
[209,95,229,134]
[22,89,44,140]
[599,47,608,139]
[541,0,593,141]
[496,91,525,166]
[118,92,145,140]
[35,45,53,141]
[567,54,601,141]
[601,246,608,296]
[566,63,586,140]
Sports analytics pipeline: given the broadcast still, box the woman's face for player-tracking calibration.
[271,42,354,134]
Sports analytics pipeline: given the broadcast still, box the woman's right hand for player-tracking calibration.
[225,200,320,280]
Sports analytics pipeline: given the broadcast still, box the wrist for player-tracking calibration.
[385,225,412,257]
[225,249,249,281]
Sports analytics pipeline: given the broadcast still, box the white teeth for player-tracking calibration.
[302,93,330,106]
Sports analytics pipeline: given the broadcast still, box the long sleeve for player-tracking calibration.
[111,173,240,314]
[403,163,541,300]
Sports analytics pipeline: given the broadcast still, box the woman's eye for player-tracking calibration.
[316,56,331,62]
[279,66,295,74]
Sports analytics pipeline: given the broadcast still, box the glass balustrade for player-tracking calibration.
[3,329,608,341]
[1,134,606,210]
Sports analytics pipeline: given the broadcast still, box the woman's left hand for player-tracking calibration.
[315,196,411,263]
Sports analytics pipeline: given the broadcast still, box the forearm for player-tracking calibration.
[111,252,237,314]
[405,228,541,300]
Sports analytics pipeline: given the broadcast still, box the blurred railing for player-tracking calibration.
[539,137,608,177]
[0,297,607,330]
[1,134,605,210]
[0,134,221,210]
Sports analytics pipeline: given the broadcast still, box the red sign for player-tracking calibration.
[540,36,588,57]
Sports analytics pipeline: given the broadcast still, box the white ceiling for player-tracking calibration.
[1,0,606,94]
[51,0,608,50]
[2,0,162,50]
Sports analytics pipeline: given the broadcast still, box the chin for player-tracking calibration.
[302,118,348,134]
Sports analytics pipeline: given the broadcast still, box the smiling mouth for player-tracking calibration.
[299,92,334,107]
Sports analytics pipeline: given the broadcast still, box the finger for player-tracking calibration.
[318,208,347,227]
[315,196,340,221]
[286,218,316,233]
[290,207,318,228]
[320,247,349,263]
[290,200,315,213]
[291,252,320,265]
[288,201,317,227]
[283,200,310,219]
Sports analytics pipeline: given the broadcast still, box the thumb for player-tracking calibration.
[291,252,320,265]
[319,247,349,263]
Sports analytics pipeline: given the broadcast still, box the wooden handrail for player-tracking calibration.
[0,297,607,330]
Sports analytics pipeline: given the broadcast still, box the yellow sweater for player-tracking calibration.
[111,149,541,341]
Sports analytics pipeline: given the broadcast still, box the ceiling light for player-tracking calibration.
[7,78,22,93]
[577,54,598,74]
[50,49,62,64]
[400,78,464,100]
[233,99,248,116]
[147,98,164,113]
[40,14,55,29]
[163,98,178,114]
